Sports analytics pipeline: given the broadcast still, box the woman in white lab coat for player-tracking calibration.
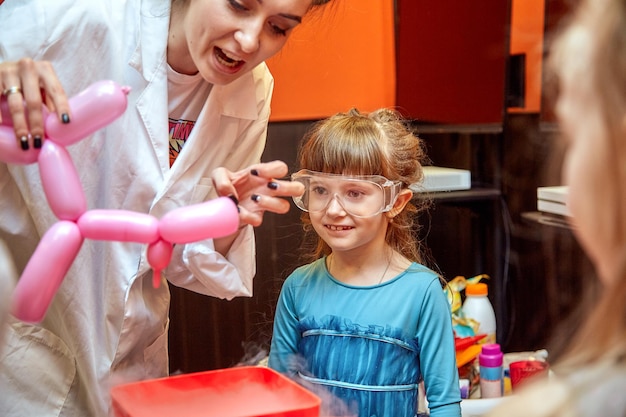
[0,0,331,415]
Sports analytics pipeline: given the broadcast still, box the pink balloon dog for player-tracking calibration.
[0,80,239,323]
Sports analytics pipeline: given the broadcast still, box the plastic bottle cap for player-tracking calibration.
[481,343,501,356]
[479,343,503,367]
[466,283,488,296]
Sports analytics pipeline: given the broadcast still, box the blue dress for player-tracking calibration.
[268,258,461,417]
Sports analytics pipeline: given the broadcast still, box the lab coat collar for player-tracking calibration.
[215,71,264,121]
[127,0,259,122]
[128,0,170,82]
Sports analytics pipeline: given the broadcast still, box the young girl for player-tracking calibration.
[268,108,461,417]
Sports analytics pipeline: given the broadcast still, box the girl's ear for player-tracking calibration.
[387,189,413,218]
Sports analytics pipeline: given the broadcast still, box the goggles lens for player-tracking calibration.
[291,170,402,218]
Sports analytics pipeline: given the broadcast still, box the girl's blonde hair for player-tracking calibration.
[296,108,432,264]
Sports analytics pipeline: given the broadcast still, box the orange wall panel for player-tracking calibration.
[266,0,396,122]
[509,0,545,113]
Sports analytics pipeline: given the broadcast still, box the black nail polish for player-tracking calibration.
[33,135,42,149]
[227,194,241,212]
[251,169,259,176]
[20,136,29,151]
[227,194,239,206]
[251,194,261,203]
[61,113,70,124]
[267,181,278,190]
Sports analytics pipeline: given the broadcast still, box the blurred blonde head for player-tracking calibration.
[548,0,626,365]
[550,0,626,284]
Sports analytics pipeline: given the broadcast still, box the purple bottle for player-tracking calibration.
[479,343,503,398]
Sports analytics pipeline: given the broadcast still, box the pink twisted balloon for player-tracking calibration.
[0,81,239,323]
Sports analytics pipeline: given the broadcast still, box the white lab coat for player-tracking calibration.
[0,240,15,350]
[0,0,273,415]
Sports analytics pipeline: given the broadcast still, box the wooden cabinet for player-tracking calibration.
[168,122,315,373]
[411,125,508,346]
[395,0,511,125]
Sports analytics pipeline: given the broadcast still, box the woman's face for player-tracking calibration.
[171,0,312,83]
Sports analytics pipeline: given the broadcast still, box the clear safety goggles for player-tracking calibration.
[291,170,403,218]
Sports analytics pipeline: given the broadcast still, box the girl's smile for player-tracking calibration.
[324,224,354,232]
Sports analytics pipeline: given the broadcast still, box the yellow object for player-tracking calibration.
[503,376,512,395]
[445,274,489,313]
[445,274,490,337]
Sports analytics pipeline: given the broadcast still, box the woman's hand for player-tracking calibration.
[211,160,304,228]
[0,58,71,150]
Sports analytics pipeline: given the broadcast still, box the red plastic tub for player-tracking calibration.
[111,366,321,417]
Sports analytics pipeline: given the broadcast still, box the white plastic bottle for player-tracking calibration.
[462,283,497,344]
